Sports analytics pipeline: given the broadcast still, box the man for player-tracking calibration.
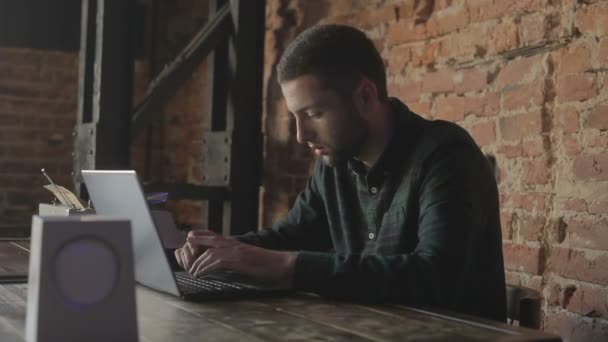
[175,24,507,322]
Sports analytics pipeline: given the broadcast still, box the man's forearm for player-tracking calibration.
[292,251,443,305]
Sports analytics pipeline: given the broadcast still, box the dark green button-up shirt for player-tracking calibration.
[238,98,507,322]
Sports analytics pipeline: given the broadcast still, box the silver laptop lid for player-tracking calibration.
[82,170,180,296]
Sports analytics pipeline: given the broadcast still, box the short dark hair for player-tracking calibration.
[277,24,387,101]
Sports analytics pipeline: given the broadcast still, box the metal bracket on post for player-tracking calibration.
[201,132,232,187]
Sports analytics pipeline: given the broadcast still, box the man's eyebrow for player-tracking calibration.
[291,103,322,115]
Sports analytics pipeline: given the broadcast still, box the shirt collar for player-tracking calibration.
[348,98,419,179]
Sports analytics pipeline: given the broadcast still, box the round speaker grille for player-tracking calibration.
[54,237,119,306]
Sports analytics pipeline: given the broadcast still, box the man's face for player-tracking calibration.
[280,74,369,167]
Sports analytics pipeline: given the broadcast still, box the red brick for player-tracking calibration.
[576,2,608,37]
[433,0,453,11]
[356,6,398,29]
[600,38,608,65]
[573,153,608,181]
[556,74,598,103]
[410,46,425,67]
[504,192,547,211]
[387,46,411,75]
[0,112,23,126]
[566,283,608,319]
[502,0,549,17]
[464,92,500,117]
[387,20,427,46]
[446,26,486,58]
[419,41,442,66]
[555,197,588,213]
[408,101,432,116]
[498,143,522,158]
[504,271,522,287]
[395,81,421,103]
[521,13,546,45]
[583,134,608,149]
[545,310,608,342]
[422,69,456,93]
[523,138,545,157]
[495,55,544,87]
[502,81,545,111]
[455,69,487,94]
[588,201,608,215]
[435,96,465,122]
[499,111,543,141]
[554,106,580,133]
[565,217,608,251]
[42,51,78,68]
[586,105,608,130]
[488,21,519,54]
[501,210,514,240]
[561,135,582,157]
[426,6,469,37]
[467,0,501,23]
[0,48,43,67]
[396,2,416,19]
[555,43,592,74]
[522,159,550,185]
[469,120,496,146]
[518,214,546,241]
[502,242,542,274]
[552,247,608,284]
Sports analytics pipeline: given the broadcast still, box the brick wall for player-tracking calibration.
[1,1,606,340]
[0,48,78,236]
[262,0,608,341]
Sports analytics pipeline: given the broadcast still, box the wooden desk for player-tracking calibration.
[0,242,561,341]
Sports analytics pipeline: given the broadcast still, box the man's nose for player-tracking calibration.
[295,116,312,144]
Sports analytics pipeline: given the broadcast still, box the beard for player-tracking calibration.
[318,105,369,167]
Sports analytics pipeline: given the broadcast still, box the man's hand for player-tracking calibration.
[186,231,297,287]
[174,230,212,271]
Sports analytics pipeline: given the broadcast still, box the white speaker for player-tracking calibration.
[26,215,138,342]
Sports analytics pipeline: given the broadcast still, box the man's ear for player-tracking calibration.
[353,78,378,116]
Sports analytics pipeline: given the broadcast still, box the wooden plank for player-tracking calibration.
[260,295,560,342]
[0,285,27,341]
[0,243,28,273]
[136,287,262,342]
[140,288,374,342]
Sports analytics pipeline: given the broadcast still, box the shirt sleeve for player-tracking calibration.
[235,161,333,252]
[292,143,492,306]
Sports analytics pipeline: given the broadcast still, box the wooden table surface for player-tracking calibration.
[0,241,562,342]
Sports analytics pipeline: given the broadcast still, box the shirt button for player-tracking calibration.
[370,187,378,194]
[368,232,375,240]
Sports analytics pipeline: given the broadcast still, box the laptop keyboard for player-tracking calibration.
[174,271,245,295]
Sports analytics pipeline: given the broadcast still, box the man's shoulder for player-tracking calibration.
[410,116,477,154]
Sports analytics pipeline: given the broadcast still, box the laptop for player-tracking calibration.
[82,170,291,301]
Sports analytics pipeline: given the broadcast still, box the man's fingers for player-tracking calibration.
[174,248,185,269]
[187,229,219,237]
[186,240,197,256]
[194,259,223,278]
[181,246,194,270]
[189,250,212,275]
[187,235,235,248]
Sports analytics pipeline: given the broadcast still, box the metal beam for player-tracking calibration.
[74,0,135,195]
[130,2,232,138]
[142,183,229,201]
[204,0,231,233]
[228,0,265,235]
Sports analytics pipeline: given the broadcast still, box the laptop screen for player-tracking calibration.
[82,170,180,296]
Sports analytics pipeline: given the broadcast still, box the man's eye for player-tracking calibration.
[308,111,322,118]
